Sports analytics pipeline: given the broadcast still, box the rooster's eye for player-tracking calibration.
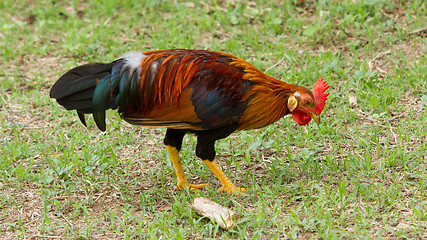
[305,99,311,105]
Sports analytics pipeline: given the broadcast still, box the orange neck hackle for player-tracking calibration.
[237,77,302,130]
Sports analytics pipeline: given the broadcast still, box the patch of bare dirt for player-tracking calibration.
[1,183,43,239]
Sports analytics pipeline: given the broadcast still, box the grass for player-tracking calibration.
[1,0,426,238]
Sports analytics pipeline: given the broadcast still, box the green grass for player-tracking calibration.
[1,0,427,238]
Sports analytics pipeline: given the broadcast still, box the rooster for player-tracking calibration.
[50,49,329,194]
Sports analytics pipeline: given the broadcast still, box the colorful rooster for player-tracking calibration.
[50,49,330,194]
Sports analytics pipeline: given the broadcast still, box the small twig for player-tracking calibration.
[232,199,246,210]
[265,56,285,72]
[342,29,369,43]
[372,50,391,62]
[94,193,104,202]
[103,17,111,25]
[35,236,62,239]
[0,92,9,107]
[389,123,398,145]
[354,151,364,162]
[409,27,427,35]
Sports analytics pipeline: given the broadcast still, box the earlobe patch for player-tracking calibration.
[287,95,298,112]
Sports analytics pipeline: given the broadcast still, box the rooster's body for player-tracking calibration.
[50,49,329,194]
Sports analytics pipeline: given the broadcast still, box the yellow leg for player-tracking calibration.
[166,145,206,191]
[202,160,247,195]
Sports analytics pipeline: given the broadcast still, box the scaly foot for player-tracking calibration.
[202,159,247,195]
[166,145,207,192]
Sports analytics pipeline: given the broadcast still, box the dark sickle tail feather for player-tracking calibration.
[50,60,121,131]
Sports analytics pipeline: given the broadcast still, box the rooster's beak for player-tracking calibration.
[310,112,320,125]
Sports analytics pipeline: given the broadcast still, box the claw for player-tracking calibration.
[177,182,207,191]
[217,184,247,195]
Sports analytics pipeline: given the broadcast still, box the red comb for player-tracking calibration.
[313,77,330,114]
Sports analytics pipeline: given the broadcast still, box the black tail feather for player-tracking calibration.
[50,61,118,129]
[51,55,144,131]
[77,111,87,127]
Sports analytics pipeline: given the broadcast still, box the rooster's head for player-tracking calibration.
[287,77,330,126]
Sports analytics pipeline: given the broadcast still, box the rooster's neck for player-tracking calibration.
[237,77,297,130]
